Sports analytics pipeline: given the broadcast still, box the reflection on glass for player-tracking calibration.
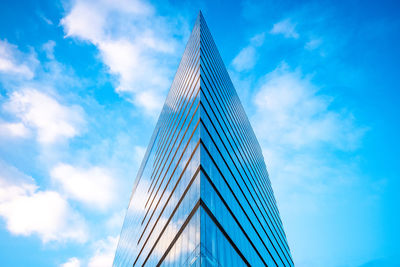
[113,12,293,267]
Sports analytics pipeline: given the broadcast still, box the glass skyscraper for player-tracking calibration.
[113,12,294,267]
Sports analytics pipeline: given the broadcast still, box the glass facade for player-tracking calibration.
[113,12,294,267]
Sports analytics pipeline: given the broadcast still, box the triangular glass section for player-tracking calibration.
[113,11,293,267]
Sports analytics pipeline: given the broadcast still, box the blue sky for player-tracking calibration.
[0,0,399,266]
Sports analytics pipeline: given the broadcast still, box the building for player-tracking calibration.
[113,12,294,267]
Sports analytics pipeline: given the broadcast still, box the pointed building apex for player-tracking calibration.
[196,10,204,26]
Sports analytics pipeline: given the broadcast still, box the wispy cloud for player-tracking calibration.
[232,33,265,72]
[3,89,86,144]
[305,38,323,50]
[51,163,117,211]
[232,46,257,72]
[0,121,30,138]
[37,10,54,25]
[0,3,199,265]
[0,161,88,243]
[270,19,299,39]
[87,235,118,267]
[252,62,366,194]
[249,62,367,264]
[60,257,80,267]
[42,40,56,60]
[253,62,364,150]
[60,235,119,266]
[0,37,139,255]
[61,0,188,115]
[0,39,88,148]
[0,40,37,79]
[231,28,370,261]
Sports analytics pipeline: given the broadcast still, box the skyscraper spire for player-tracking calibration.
[113,12,293,267]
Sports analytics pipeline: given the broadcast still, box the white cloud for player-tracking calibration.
[61,0,106,42]
[88,235,118,267]
[61,257,81,267]
[0,161,88,243]
[61,0,187,115]
[61,235,118,267]
[0,121,31,138]
[37,11,54,25]
[3,88,85,144]
[250,63,367,265]
[251,62,366,195]
[253,62,364,150]
[0,40,36,79]
[51,163,117,211]
[232,46,257,72]
[231,33,265,72]
[250,32,266,46]
[270,19,299,39]
[305,38,322,50]
[42,40,56,60]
